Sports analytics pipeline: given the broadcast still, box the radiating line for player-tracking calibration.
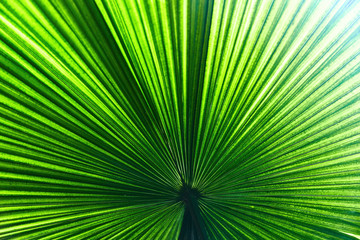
[1,0,360,239]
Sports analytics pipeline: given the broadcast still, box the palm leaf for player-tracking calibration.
[1,0,360,239]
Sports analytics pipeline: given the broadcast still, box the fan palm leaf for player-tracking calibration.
[0,0,360,239]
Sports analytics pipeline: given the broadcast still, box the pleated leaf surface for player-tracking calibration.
[0,0,360,239]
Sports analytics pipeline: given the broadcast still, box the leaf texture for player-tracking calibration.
[0,0,360,239]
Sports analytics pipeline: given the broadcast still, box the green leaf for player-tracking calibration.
[1,0,360,239]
